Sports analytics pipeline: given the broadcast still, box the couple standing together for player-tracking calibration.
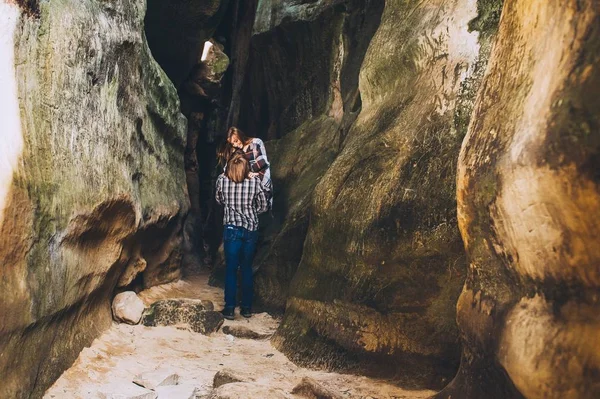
[215,127,272,320]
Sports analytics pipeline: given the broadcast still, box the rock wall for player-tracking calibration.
[437,1,600,398]
[0,0,188,397]
[234,0,501,388]
[239,0,385,310]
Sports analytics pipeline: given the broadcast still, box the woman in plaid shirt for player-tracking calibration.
[216,152,269,320]
[225,127,272,204]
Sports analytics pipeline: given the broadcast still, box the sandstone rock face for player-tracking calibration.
[436,1,600,398]
[0,0,188,397]
[112,292,146,325]
[254,0,347,34]
[239,0,500,387]
[246,0,386,307]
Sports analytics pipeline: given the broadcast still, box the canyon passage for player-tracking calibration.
[0,0,598,398]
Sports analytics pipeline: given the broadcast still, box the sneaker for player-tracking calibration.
[240,307,252,318]
[221,308,234,320]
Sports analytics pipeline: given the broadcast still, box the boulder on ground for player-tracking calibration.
[291,377,343,399]
[112,292,146,325]
[142,299,223,334]
[212,369,251,388]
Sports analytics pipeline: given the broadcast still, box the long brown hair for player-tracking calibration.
[217,140,235,167]
[226,152,249,183]
[227,126,253,146]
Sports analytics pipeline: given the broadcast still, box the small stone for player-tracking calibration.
[112,292,145,325]
[133,369,180,390]
[291,377,344,399]
[221,325,271,340]
[212,369,249,388]
[98,383,157,399]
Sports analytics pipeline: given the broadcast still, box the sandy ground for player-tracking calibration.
[44,275,435,399]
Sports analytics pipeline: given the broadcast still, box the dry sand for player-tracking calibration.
[44,275,435,399]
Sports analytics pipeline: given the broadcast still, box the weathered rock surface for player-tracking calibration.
[233,0,500,387]
[212,369,250,388]
[436,1,600,398]
[0,0,188,397]
[118,257,148,288]
[240,0,386,308]
[291,376,343,399]
[253,0,347,35]
[113,292,146,325]
[142,299,223,334]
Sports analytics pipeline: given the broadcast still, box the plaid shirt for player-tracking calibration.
[243,138,269,177]
[216,174,269,231]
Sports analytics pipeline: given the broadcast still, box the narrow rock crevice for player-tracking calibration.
[2,0,599,397]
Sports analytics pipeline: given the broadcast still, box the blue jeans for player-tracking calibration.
[223,225,258,310]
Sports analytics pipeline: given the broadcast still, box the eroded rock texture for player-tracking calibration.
[0,0,188,397]
[231,0,500,388]
[142,299,223,334]
[246,0,386,309]
[437,1,600,398]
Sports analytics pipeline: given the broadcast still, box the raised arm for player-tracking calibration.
[249,139,269,173]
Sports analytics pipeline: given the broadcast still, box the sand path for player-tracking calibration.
[44,275,434,399]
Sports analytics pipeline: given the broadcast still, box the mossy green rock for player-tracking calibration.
[247,0,500,388]
[142,299,223,334]
[0,0,188,397]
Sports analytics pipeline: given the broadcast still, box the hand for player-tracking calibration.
[248,172,259,179]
